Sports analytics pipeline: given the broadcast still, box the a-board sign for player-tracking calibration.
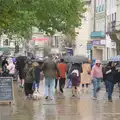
[0,77,13,102]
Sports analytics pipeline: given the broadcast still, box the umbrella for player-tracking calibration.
[61,56,70,62]
[12,57,16,63]
[109,55,120,62]
[66,55,88,63]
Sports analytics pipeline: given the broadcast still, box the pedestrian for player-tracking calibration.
[115,63,120,90]
[24,61,34,99]
[2,63,9,76]
[91,59,103,99]
[70,63,83,97]
[56,58,67,94]
[32,62,41,92]
[104,62,116,102]
[81,60,91,91]
[66,62,72,88]
[55,71,59,90]
[7,58,16,77]
[41,54,60,100]
[16,56,26,88]
[2,57,9,68]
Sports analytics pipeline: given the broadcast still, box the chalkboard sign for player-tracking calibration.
[0,77,13,102]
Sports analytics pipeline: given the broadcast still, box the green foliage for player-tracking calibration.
[0,0,86,38]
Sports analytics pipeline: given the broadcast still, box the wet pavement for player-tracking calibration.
[1,81,120,120]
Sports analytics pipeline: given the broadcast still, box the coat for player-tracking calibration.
[81,63,92,84]
[34,66,41,83]
[7,63,15,74]
[103,66,117,84]
[24,67,35,83]
[42,59,60,78]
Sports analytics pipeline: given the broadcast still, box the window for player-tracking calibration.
[96,0,99,7]
[112,13,116,21]
[115,12,116,21]
[3,39,9,46]
[95,18,105,31]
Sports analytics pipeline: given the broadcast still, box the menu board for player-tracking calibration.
[0,77,13,101]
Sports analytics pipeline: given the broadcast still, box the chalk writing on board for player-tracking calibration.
[0,77,13,101]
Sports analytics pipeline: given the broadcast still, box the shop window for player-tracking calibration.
[3,39,9,46]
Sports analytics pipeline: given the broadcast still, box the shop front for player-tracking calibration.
[92,40,106,61]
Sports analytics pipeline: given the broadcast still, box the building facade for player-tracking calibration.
[0,34,23,56]
[31,27,64,56]
[108,0,120,54]
[74,1,92,59]
[90,0,117,61]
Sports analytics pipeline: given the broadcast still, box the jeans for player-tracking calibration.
[45,78,55,97]
[55,79,58,89]
[97,78,101,89]
[59,78,65,93]
[105,81,108,92]
[67,74,72,88]
[118,82,120,89]
[92,78,101,97]
[32,82,40,90]
[106,81,114,100]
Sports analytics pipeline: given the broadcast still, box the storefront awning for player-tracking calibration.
[0,47,10,54]
[90,31,105,38]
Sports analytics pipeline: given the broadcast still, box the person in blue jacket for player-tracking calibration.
[32,62,41,92]
[91,59,96,69]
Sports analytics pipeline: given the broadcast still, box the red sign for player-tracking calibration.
[32,38,48,41]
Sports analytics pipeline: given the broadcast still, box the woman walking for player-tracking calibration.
[81,61,91,91]
[91,60,103,99]
[104,62,116,102]
[24,61,34,99]
[7,58,16,77]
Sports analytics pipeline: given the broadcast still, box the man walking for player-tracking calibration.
[42,54,60,100]
[57,59,67,94]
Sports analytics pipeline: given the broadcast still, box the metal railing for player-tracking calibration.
[107,21,120,33]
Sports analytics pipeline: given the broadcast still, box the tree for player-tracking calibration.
[0,0,86,38]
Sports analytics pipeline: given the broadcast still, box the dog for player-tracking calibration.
[32,91,41,100]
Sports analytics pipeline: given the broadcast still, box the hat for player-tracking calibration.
[32,62,39,67]
[95,59,101,64]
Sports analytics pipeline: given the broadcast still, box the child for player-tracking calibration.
[71,69,80,97]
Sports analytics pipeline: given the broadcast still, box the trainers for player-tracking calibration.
[72,95,76,97]
[45,96,49,100]
[108,99,112,102]
[92,96,97,100]
[49,97,53,100]
[19,85,24,88]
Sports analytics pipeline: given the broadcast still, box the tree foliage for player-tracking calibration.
[0,0,86,38]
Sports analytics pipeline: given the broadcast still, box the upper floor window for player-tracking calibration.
[3,39,9,46]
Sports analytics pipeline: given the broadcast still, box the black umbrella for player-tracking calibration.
[67,55,88,63]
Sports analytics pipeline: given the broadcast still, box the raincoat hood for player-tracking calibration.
[95,59,101,64]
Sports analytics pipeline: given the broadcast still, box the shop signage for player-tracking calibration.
[0,77,14,104]
[87,43,92,50]
[92,40,105,46]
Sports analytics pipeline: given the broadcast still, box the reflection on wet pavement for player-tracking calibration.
[1,82,120,120]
